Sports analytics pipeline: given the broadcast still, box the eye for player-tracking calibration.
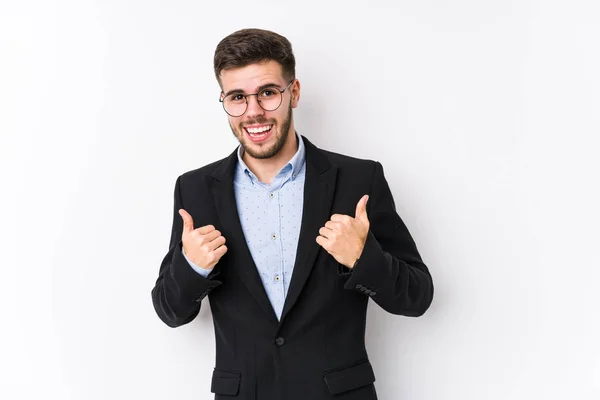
[227,94,245,103]
[260,89,276,98]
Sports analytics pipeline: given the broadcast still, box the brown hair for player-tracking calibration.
[213,28,296,86]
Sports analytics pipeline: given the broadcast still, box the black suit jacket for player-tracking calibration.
[151,135,434,400]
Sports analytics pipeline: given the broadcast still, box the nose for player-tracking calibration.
[244,94,265,118]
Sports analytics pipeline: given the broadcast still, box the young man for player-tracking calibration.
[151,28,434,400]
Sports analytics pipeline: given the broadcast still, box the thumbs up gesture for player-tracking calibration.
[178,209,228,270]
[316,195,370,269]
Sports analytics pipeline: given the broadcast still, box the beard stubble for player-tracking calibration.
[230,102,293,160]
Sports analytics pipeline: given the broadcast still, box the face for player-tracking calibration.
[219,60,299,160]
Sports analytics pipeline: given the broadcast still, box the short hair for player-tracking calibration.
[213,28,296,87]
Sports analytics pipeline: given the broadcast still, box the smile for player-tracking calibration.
[244,124,273,142]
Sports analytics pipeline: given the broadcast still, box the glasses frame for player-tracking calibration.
[219,79,295,117]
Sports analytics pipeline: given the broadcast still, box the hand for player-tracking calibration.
[178,209,228,269]
[316,195,370,269]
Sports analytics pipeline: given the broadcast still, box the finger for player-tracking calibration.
[319,226,334,239]
[316,234,331,249]
[195,224,216,235]
[316,235,338,257]
[178,209,194,234]
[355,194,369,223]
[206,234,226,251]
[213,244,228,260]
[324,220,342,232]
[200,229,221,243]
[330,214,351,223]
[316,235,324,247]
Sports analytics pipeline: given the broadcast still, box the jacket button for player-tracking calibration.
[355,284,363,289]
[275,337,285,346]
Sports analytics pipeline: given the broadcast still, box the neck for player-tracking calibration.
[243,128,298,185]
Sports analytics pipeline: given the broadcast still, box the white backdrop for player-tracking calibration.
[1,1,599,399]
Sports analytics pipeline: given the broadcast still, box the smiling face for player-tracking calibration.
[219,60,300,160]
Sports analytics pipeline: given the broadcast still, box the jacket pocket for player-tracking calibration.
[323,359,376,395]
[211,368,241,396]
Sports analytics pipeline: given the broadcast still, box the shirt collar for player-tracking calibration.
[236,131,306,184]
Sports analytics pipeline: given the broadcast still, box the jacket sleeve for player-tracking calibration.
[151,176,223,328]
[343,161,434,316]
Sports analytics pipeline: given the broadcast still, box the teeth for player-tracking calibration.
[246,125,272,134]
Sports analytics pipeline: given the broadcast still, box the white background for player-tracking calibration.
[1,0,599,399]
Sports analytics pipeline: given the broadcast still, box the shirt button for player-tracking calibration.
[275,275,281,282]
[272,233,277,240]
[269,192,274,198]
[275,337,285,346]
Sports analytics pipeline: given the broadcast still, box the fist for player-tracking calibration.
[316,194,370,269]
[178,209,228,269]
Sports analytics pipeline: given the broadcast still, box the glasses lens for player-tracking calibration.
[223,94,247,117]
[257,88,282,111]
[222,87,284,116]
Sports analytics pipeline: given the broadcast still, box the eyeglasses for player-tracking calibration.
[219,80,295,117]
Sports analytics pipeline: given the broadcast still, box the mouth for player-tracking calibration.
[244,124,273,143]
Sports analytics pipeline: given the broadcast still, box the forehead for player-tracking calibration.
[220,60,285,92]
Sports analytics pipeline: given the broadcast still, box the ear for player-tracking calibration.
[291,79,301,108]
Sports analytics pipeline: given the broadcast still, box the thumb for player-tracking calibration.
[178,208,194,234]
[354,195,369,223]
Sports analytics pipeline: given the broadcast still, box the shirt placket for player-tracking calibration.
[267,176,286,317]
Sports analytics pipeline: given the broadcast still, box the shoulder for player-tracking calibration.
[316,145,382,177]
[176,154,231,187]
[322,148,376,166]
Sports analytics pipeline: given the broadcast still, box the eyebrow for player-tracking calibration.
[223,82,283,97]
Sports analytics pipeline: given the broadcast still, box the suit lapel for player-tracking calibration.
[209,149,279,325]
[280,137,337,323]
[208,135,338,326]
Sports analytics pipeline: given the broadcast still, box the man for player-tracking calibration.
[151,28,433,400]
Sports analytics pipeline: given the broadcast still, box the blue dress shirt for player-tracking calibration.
[183,132,306,319]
